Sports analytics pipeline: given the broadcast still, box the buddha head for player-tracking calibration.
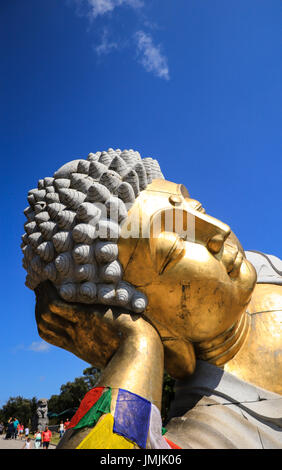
[21,148,257,379]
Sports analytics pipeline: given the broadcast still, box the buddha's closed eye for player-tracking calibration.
[150,231,185,275]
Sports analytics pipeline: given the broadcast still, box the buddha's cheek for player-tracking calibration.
[142,247,256,342]
[144,280,240,342]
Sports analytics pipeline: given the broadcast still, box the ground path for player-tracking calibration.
[0,436,56,449]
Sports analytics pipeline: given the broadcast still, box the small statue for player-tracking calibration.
[35,398,49,432]
[21,149,282,449]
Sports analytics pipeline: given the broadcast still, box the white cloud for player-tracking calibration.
[135,31,170,80]
[69,1,170,80]
[95,29,119,55]
[82,0,143,18]
[28,341,51,353]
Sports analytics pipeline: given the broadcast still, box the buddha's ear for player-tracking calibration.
[149,208,186,275]
[149,231,185,275]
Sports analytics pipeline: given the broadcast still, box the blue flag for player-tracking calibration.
[113,388,151,448]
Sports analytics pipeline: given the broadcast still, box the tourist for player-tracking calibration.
[18,423,24,439]
[41,425,52,449]
[13,417,19,439]
[7,419,14,439]
[22,437,32,449]
[64,418,70,430]
[5,420,12,439]
[34,429,42,449]
[24,425,29,439]
[59,420,64,438]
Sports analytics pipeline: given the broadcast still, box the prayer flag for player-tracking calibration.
[74,388,112,430]
[69,387,105,428]
[164,437,182,449]
[148,403,171,449]
[76,414,135,449]
[113,388,151,449]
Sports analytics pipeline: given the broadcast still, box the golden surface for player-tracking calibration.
[55,307,162,449]
[195,312,251,367]
[34,177,282,449]
[118,179,257,378]
[35,281,163,407]
[37,281,163,450]
[225,284,282,394]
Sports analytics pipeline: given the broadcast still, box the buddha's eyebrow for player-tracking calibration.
[187,200,206,213]
[197,204,206,213]
[167,195,206,217]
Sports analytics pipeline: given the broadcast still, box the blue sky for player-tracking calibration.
[0,0,281,407]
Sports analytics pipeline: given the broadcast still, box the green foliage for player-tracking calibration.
[0,368,176,427]
[82,366,101,389]
[0,396,37,426]
[47,368,101,418]
[48,377,89,415]
[161,372,175,424]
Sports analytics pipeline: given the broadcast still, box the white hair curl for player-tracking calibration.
[21,148,164,313]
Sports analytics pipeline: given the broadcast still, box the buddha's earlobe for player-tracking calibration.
[163,337,196,380]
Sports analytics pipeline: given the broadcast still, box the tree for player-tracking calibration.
[48,377,89,415]
[161,372,175,425]
[0,368,176,428]
[48,368,101,416]
[0,396,37,426]
[47,394,61,416]
[48,367,175,424]
[82,366,101,389]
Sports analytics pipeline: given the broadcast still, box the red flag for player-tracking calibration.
[164,437,182,449]
[69,387,105,429]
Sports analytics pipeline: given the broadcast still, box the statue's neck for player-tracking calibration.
[194,311,250,367]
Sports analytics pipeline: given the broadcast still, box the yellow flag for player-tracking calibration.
[76,414,135,449]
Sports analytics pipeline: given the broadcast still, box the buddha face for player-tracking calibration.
[118,179,257,349]
[34,176,257,379]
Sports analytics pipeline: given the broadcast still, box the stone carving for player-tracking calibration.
[21,149,163,312]
[35,398,49,432]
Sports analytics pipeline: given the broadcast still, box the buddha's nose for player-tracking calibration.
[185,207,231,254]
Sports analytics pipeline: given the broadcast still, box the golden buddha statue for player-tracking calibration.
[21,149,282,449]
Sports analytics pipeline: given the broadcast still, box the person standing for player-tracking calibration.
[13,418,19,439]
[24,425,29,439]
[59,420,64,438]
[22,437,32,449]
[34,430,42,449]
[64,418,70,430]
[6,420,14,439]
[41,426,52,449]
[18,423,24,439]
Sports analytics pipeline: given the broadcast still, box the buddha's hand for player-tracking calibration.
[34,280,159,369]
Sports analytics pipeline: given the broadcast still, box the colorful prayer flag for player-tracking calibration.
[74,388,112,430]
[113,388,151,449]
[69,386,105,429]
[68,385,181,450]
[148,403,171,449]
[76,414,135,449]
[164,437,182,449]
